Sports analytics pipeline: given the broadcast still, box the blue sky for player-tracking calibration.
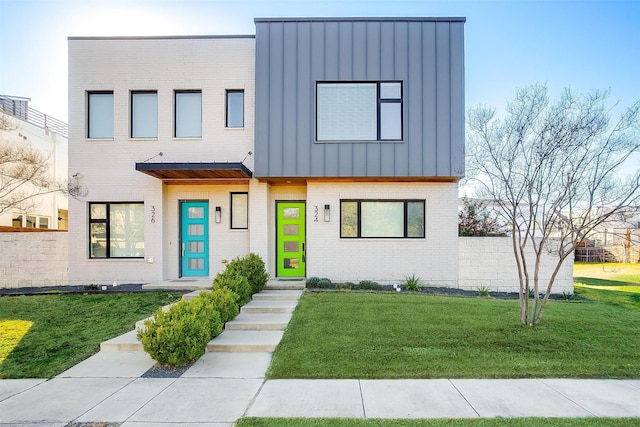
[0,0,638,124]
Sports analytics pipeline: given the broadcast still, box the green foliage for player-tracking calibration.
[225,253,269,295]
[213,270,252,305]
[403,274,422,291]
[559,291,575,301]
[306,277,320,288]
[316,278,332,288]
[199,287,240,323]
[358,280,381,290]
[138,298,221,368]
[476,285,491,297]
[336,282,354,291]
[458,197,505,237]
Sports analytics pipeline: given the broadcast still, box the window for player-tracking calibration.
[226,90,244,128]
[131,91,158,138]
[39,217,50,229]
[340,200,424,238]
[12,214,22,227]
[316,82,402,142]
[88,92,114,138]
[175,90,201,138]
[89,202,144,258]
[231,192,248,229]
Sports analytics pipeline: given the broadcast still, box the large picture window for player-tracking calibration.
[89,202,144,258]
[340,200,424,238]
[87,91,113,138]
[316,82,402,142]
[131,91,158,138]
[175,90,202,138]
[230,192,248,229]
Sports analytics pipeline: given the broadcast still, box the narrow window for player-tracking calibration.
[340,200,424,238]
[38,217,50,229]
[226,90,244,128]
[230,192,248,229]
[131,91,158,138]
[88,92,113,138]
[12,214,23,227]
[175,90,201,138]
[89,202,144,258]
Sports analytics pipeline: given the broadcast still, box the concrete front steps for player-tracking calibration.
[100,287,303,353]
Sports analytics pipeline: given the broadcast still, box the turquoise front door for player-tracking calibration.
[180,201,209,277]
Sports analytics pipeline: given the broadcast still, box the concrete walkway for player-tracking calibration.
[1,283,640,425]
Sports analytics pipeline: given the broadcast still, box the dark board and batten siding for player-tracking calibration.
[254,17,465,179]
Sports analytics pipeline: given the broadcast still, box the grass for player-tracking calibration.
[0,292,180,378]
[574,262,640,311]
[267,291,640,379]
[237,418,640,427]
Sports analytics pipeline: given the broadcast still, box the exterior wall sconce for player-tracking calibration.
[215,206,221,223]
[324,204,330,222]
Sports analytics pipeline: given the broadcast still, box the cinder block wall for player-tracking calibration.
[0,232,68,288]
[458,237,574,294]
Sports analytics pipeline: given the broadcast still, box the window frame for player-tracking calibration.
[230,192,249,230]
[316,81,403,142]
[131,90,158,138]
[87,91,114,139]
[174,90,202,138]
[340,199,425,239]
[88,202,145,259]
[225,90,245,128]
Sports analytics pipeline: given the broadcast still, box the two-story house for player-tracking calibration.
[67,17,465,286]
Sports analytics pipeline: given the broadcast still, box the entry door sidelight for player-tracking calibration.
[180,201,209,277]
[276,202,306,277]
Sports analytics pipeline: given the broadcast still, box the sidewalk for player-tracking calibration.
[2,349,639,425]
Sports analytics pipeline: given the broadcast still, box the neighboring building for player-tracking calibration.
[0,95,68,230]
[67,17,465,285]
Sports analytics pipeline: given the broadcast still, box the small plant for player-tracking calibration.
[528,288,536,299]
[559,291,575,301]
[199,287,240,323]
[317,278,332,288]
[476,285,491,297]
[403,274,422,291]
[306,277,320,288]
[83,284,99,291]
[336,282,353,291]
[224,253,269,295]
[213,270,251,305]
[358,280,381,290]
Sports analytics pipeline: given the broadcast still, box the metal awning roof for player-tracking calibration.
[135,162,253,180]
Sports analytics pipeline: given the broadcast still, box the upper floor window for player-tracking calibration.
[226,90,244,128]
[316,82,402,142]
[175,90,201,138]
[131,91,158,138]
[88,91,113,138]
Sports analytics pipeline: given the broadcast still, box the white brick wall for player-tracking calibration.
[68,37,255,283]
[0,232,68,288]
[305,182,459,286]
[458,237,574,294]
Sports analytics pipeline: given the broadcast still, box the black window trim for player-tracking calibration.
[174,89,202,138]
[230,192,249,230]
[130,90,158,139]
[225,89,245,128]
[87,90,114,139]
[315,81,404,143]
[340,199,425,239]
[89,201,145,259]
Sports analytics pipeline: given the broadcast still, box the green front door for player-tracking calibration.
[180,201,209,277]
[276,202,306,277]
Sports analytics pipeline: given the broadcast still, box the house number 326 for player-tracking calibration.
[150,206,156,223]
[314,205,319,222]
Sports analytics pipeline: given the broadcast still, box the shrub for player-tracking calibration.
[306,277,320,288]
[213,270,251,305]
[359,280,381,290]
[225,253,269,295]
[317,278,332,288]
[336,282,354,291]
[476,285,491,297]
[403,274,422,291]
[199,287,240,323]
[138,299,216,367]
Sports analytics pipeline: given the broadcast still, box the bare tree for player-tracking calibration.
[0,114,68,216]
[466,84,640,325]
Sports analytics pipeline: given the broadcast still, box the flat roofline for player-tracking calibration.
[68,35,255,41]
[255,17,466,23]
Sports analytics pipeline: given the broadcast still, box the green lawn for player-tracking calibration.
[267,291,640,379]
[0,292,180,378]
[237,418,640,427]
[574,262,640,311]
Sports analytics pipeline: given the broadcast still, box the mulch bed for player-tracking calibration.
[0,284,191,296]
[141,361,196,378]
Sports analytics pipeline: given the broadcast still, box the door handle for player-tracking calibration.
[182,243,185,257]
[302,243,305,252]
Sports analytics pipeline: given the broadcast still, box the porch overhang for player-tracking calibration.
[135,162,253,181]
